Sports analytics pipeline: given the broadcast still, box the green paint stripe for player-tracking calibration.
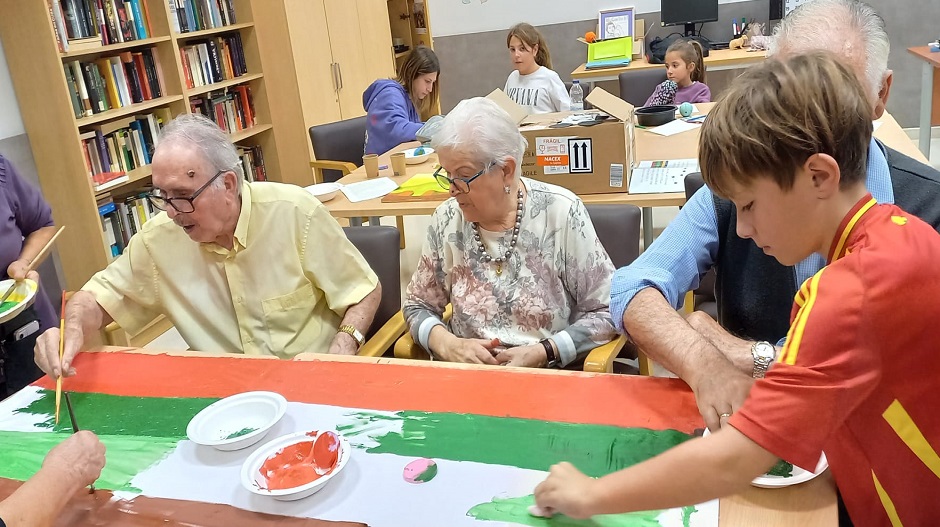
[0,430,178,492]
[467,495,665,527]
[341,411,692,477]
[16,390,218,438]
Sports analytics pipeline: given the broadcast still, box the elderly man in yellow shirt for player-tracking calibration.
[34,114,381,379]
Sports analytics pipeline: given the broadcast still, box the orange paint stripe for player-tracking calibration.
[35,352,702,432]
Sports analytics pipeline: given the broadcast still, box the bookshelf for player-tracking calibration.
[0,0,310,296]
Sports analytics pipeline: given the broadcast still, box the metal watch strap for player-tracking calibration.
[339,325,364,347]
[751,341,775,378]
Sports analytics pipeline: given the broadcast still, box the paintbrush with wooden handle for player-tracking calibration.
[0,226,65,305]
[64,392,96,494]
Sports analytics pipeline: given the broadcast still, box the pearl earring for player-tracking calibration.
[504,185,511,194]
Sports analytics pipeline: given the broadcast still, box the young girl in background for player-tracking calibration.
[504,23,570,113]
[644,39,711,106]
[363,46,440,155]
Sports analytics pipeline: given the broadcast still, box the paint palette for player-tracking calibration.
[241,430,351,501]
[702,428,829,488]
[186,391,287,451]
[403,147,434,165]
[0,279,38,325]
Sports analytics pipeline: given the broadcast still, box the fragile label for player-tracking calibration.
[536,137,571,174]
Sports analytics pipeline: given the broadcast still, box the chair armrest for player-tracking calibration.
[310,160,357,183]
[358,312,407,357]
[582,335,628,373]
[394,331,431,360]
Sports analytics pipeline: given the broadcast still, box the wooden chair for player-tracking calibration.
[308,117,406,248]
[393,204,645,374]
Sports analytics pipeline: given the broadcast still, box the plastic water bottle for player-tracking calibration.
[569,80,584,112]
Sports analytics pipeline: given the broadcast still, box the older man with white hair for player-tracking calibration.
[35,114,381,379]
[402,97,617,368]
[610,0,940,431]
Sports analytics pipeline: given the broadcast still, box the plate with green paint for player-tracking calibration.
[702,428,828,488]
[0,279,38,325]
[187,391,287,451]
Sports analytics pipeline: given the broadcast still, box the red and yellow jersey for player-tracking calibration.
[730,195,940,527]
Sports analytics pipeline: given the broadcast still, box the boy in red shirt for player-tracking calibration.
[534,51,940,526]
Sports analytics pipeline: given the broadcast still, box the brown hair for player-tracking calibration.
[507,23,552,69]
[397,46,440,120]
[666,39,707,84]
[699,50,873,199]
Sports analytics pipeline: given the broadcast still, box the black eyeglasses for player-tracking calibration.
[147,170,227,213]
[433,163,494,194]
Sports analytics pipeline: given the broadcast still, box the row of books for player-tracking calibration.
[169,0,238,34]
[98,194,156,259]
[49,0,153,52]
[191,85,256,134]
[82,110,170,192]
[238,145,267,182]
[64,48,166,119]
[180,33,248,89]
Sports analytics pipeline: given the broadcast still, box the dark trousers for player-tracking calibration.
[0,306,43,399]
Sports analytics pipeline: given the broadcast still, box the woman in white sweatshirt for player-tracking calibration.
[504,23,570,114]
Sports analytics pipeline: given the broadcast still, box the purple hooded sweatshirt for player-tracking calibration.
[363,79,423,155]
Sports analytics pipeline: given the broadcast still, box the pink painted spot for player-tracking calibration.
[403,458,438,484]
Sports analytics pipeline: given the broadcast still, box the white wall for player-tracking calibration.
[429,0,750,37]
[0,40,25,141]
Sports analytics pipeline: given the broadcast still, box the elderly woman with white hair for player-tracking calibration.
[402,97,617,368]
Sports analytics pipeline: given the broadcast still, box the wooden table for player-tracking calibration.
[0,348,836,525]
[907,46,940,159]
[572,48,768,83]
[325,105,923,249]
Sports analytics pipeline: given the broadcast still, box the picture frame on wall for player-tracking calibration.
[598,7,635,40]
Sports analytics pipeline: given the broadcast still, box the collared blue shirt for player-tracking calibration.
[610,138,894,346]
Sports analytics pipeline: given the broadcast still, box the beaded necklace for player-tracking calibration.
[472,188,524,276]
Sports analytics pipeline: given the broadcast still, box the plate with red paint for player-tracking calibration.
[241,429,351,501]
[186,391,287,451]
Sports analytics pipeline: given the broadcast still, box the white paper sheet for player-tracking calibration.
[340,178,399,202]
[629,158,700,194]
[648,119,701,137]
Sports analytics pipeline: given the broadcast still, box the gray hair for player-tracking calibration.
[431,97,527,179]
[157,113,244,190]
[770,0,889,99]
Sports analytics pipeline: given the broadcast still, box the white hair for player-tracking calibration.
[157,113,244,192]
[431,97,527,179]
[769,0,889,99]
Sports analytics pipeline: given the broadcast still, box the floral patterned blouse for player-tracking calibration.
[403,178,617,366]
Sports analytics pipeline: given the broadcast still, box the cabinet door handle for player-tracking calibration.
[336,63,344,91]
[330,62,339,91]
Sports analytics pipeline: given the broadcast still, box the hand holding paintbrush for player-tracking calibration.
[0,226,64,306]
[64,392,98,493]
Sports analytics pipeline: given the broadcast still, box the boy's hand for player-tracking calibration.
[533,462,598,519]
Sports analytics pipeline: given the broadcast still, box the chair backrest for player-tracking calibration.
[684,171,705,199]
[618,69,667,107]
[309,116,368,183]
[342,226,401,338]
[563,81,593,110]
[585,204,642,268]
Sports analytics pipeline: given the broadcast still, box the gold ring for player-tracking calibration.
[719,413,732,419]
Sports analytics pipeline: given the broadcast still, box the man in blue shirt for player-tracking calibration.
[611,0,940,432]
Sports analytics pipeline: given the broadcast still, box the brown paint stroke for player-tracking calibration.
[0,478,367,527]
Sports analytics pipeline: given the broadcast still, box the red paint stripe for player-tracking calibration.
[36,353,702,432]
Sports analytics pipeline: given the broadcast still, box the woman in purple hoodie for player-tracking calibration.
[363,47,440,155]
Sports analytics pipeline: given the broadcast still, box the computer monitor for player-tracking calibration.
[661,0,719,37]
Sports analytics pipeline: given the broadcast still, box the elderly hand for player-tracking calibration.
[34,326,82,379]
[439,337,501,365]
[690,365,754,432]
[533,462,599,519]
[43,430,106,488]
[6,259,39,283]
[495,344,548,368]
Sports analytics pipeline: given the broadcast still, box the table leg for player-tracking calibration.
[642,207,654,251]
[349,217,363,227]
[369,216,381,226]
[919,61,934,160]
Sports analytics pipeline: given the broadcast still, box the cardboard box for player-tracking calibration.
[487,87,635,195]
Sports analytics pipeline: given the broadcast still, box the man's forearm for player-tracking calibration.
[624,288,736,385]
[67,291,112,333]
[339,284,381,337]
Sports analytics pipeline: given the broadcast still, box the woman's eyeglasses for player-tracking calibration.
[433,163,494,194]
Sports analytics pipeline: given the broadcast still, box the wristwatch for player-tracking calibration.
[540,339,559,368]
[751,341,776,378]
[338,325,364,348]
